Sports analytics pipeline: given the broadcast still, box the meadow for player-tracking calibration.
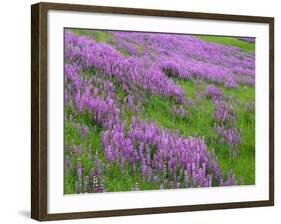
[64,29,255,194]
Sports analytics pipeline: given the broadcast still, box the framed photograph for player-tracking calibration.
[31,2,274,221]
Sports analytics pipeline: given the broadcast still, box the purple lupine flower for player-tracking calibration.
[152,175,159,183]
[208,174,212,187]
[77,159,83,178]
[99,177,105,192]
[93,176,99,193]
[206,85,223,98]
[96,158,103,177]
[187,99,194,107]
[81,124,88,139]
[172,104,187,118]
[141,164,147,177]
[73,145,83,155]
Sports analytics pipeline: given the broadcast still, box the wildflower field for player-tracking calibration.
[64,29,255,194]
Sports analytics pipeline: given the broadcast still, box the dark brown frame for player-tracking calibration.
[31,2,274,221]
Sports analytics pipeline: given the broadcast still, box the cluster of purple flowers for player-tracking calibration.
[215,124,242,157]
[109,31,255,88]
[172,104,187,118]
[215,100,230,123]
[212,93,243,157]
[65,31,185,104]
[206,85,223,98]
[159,61,181,78]
[102,118,237,188]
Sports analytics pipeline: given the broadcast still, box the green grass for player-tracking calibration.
[196,35,255,53]
[68,28,94,37]
[68,29,114,44]
[142,91,215,139]
[94,31,114,43]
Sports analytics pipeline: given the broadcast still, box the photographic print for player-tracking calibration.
[31,3,274,220]
[64,28,256,194]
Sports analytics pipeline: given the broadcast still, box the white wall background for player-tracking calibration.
[0,0,279,223]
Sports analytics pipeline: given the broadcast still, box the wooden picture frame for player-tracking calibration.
[31,2,274,221]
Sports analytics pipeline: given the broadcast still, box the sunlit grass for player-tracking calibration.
[196,35,255,53]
